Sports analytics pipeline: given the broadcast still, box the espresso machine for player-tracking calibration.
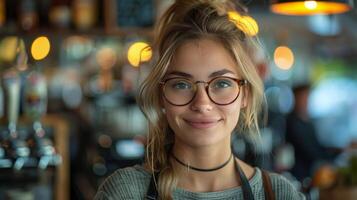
[23,70,62,170]
[1,68,34,170]
[0,42,61,199]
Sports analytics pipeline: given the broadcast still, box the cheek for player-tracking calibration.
[165,110,176,127]
[222,101,242,123]
[164,104,183,128]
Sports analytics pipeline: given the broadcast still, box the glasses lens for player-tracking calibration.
[163,78,195,105]
[209,77,240,104]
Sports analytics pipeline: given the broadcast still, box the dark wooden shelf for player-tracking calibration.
[0,26,154,38]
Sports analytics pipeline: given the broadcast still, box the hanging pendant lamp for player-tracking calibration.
[270,0,354,15]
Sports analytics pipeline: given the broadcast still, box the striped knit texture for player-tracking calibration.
[94,165,306,200]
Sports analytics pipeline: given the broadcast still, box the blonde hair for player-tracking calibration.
[137,0,266,199]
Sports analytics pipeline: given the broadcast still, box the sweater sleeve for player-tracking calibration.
[270,173,306,200]
[94,167,151,200]
[94,190,112,200]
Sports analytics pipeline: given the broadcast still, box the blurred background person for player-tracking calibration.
[286,84,342,182]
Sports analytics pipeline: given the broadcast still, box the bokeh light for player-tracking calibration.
[274,46,294,70]
[96,47,117,70]
[31,36,50,61]
[305,1,317,10]
[265,86,294,114]
[0,37,25,62]
[127,42,152,67]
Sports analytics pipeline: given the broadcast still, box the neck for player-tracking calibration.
[172,152,233,172]
[171,143,240,192]
[172,156,240,192]
[172,142,232,171]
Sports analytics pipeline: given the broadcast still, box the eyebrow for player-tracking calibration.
[166,69,236,79]
[209,69,236,78]
[166,71,193,78]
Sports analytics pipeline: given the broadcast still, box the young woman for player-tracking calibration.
[95,0,305,199]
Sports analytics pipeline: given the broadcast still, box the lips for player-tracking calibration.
[184,118,222,129]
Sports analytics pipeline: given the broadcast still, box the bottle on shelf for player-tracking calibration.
[49,0,71,29]
[72,0,97,30]
[18,0,39,31]
[0,0,5,27]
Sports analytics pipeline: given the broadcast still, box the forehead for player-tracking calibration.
[168,38,239,77]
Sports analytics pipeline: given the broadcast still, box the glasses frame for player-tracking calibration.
[160,76,248,106]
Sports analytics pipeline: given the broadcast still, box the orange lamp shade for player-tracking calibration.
[270,0,353,15]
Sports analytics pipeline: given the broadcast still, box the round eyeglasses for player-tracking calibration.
[160,76,248,106]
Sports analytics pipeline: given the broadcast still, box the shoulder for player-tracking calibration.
[94,165,152,200]
[268,172,306,200]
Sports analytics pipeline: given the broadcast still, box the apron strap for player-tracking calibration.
[262,170,275,200]
[146,172,159,200]
[235,159,255,200]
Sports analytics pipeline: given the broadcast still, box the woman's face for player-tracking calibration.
[162,38,247,148]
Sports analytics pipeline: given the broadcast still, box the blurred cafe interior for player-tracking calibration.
[0,0,357,199]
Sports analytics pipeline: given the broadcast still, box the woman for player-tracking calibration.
[95,0,305,199]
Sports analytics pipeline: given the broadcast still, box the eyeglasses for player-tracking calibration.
[160,76,248,106]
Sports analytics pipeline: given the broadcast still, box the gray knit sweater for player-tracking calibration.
[94,165,305,200]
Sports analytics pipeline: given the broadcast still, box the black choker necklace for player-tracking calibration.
[172,153,233,172]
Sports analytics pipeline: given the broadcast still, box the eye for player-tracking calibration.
[168,79,192,90]
[211,78,234,89]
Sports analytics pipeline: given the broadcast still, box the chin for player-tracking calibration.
[175,129,230,148]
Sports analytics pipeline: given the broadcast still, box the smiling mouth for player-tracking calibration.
[184,119,222,129]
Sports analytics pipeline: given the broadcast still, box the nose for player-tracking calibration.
[190,84,213,112]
